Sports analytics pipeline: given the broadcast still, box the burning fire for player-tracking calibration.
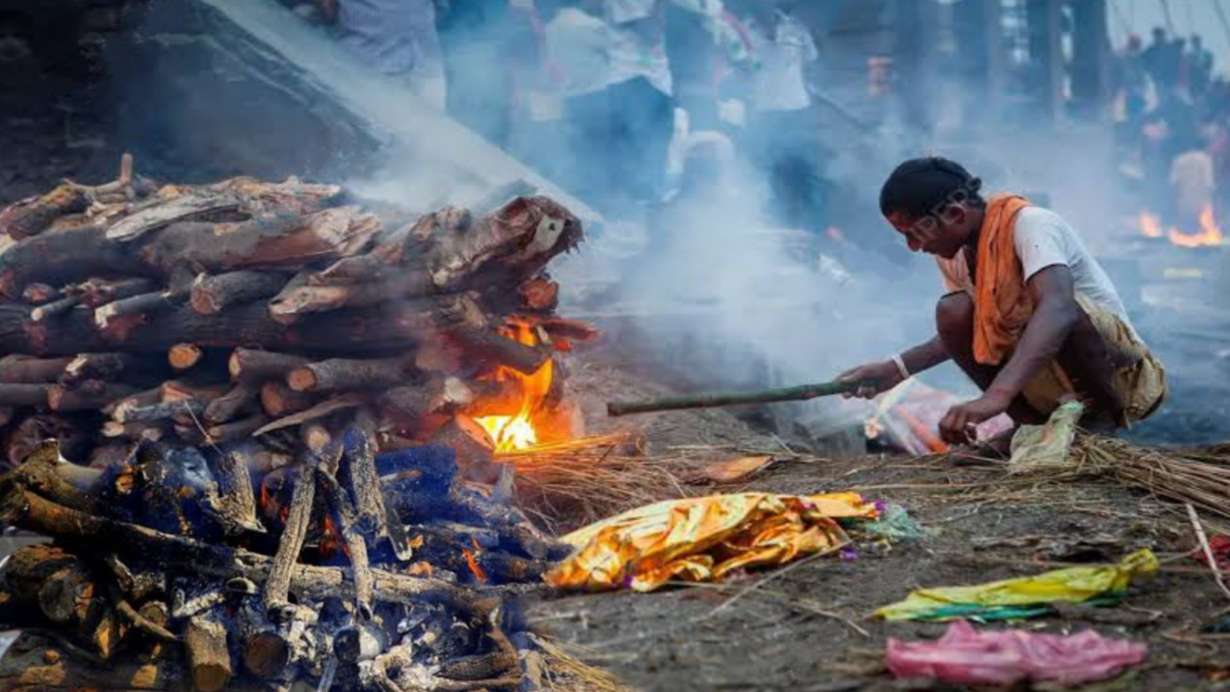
[475,322,553,453]
[1138,205,1224,247]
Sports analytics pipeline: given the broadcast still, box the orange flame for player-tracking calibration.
[1138,206,1224,247]
[1168,204,1225,248]
[1138,211,1164,238]
[474,322,553,453]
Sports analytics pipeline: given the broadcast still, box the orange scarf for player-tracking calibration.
[972,194,1032,365]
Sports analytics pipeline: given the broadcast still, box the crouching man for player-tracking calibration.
[840,157,1166,447]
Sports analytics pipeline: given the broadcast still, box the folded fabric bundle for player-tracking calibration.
[875,549,1158,621]
[545,492,878,592]
[886,620,1148,686]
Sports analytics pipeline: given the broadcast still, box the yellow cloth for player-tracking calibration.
[972,194,1033,366]
[545,492,878,592]
[875,549,1159,621]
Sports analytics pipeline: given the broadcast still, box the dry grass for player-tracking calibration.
[524,633,631,692]
[503,435,773,534]
[1069,436,1230,523]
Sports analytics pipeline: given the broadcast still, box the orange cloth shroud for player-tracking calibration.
[972,194,1032,366]
[544,492,879,592]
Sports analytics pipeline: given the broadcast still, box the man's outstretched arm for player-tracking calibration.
[939,265,1085,442]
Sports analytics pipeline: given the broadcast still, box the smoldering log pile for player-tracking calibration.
[0,157,592,689]
[0,155,591,479]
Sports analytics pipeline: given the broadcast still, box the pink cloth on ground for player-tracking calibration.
[886,620,1147,686]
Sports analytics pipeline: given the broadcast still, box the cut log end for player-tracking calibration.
[242,632,291,679]
[168,343,204,371]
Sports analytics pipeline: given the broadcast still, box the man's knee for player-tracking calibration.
[935,292,974,343]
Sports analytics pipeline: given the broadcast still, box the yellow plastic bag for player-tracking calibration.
[546,492,878,592]
[875,549,1159,621]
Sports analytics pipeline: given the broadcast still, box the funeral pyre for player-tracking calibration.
[0,156,592,690]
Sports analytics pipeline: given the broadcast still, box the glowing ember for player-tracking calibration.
[1168,204,1225,248]
[474,322,554,453]
[1138,211,1164,238]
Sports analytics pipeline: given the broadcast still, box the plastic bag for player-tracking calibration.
[875,549,1158,621]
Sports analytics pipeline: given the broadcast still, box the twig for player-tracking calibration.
[1185,503,1230,603]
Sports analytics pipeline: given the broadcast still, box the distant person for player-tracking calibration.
[335,0,446,109]
[838,157,1166,449]
[1170,147,1215,227]
[1188,34,1214,97]
[742,1,824,232]
[1117,34,1149,123]
[1141,26,1170,89]
[563,0,746,211]
[435,0,542,147]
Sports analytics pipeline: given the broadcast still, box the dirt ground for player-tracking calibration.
[523,359,1230,691]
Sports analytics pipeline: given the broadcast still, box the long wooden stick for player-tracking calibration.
[606,379,865,417]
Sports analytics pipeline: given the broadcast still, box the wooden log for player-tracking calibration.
[206,414,267,444]
[167,343,204,371]
[77,277,161,309]
[0,486,475,611]
[28,295,81,322]
[0,631,176,689]
[0,225,146,298]
[20,283,58,305]
[301,422,333,455]
[190,270,289,315]
[95,289,184,331]
[380,376,474,422]
[2,545,80,602]
[4,415,86,467]
[0,407,12,427]
[102,420,169,441]
[60,352,144,386]
[254,394,365,437]
[205,443,263,534]
[430,415,499,484]
[185,613,233,692]
[4,296,472,357]
[242,629,292,680]
[229,349,310,384]
[11,440,102,512]
[287,356,408,393]
[333,623,387,663]
[88,442,136,468]
[103,386,162,418]
[450,327,549,375]
[0,355,72,383]
[137,208,379,274]
[115,399,206,423]
[268,271,434,320]
[264,460,316,609]
[0,183,89,240]
[37,562,95,624]
[0,383,52,407]
[105,195,243,243]
[203,383,257,425]
[259,381,317,418]
[339,425,388,541]
[47,382,138,412]
[317,468,373,618]
[264,269,312,325]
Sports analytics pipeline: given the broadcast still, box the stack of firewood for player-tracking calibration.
[0,155,592,478]
[0,156,592,689]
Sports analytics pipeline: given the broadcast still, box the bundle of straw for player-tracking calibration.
[1072,435,1230,522]
[506,437,708,533]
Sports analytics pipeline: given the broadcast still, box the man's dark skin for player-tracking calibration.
[840,199,1129,446]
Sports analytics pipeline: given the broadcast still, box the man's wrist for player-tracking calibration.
[984,386,1017,404]
[890,354,911,381]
